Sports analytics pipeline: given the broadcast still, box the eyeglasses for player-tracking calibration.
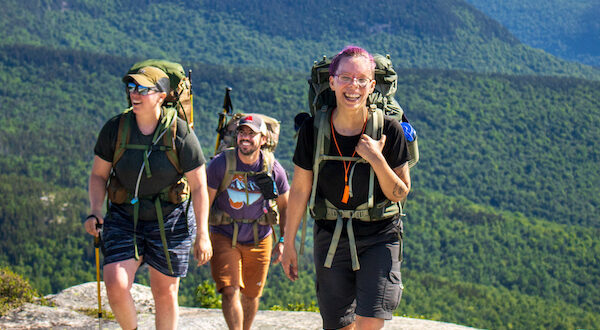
[126,82,159,95]
[335,75,372,88]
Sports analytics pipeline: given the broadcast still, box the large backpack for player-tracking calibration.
[106,60,194,275]
[211,111,283,247]
[299,53,418,270]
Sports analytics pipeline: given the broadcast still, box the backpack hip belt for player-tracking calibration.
[319,199,400,222]
[315,198,401,271]
[209,205,279,248]
[325,208,370,220]
[107,176,190,205]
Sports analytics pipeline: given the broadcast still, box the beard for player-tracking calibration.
[238,140,260,156]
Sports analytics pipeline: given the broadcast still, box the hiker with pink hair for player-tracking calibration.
[282,46,411,330]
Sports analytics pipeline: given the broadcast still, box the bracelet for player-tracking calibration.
[278,236,284,243]
[86,214,99,223]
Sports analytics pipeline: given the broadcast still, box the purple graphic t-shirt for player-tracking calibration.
[207,149,289,244]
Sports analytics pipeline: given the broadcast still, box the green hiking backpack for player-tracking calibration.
[211,111,283,248]
[107,59,194,275]
[298,53,418,270]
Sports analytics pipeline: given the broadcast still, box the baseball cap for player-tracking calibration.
[122,66,170,93]
[238,115,267,135]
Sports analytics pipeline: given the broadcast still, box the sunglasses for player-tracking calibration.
[126,82,159,95]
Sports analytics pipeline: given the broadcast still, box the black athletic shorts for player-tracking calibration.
[102,202,196,277]
[314,222,403,329]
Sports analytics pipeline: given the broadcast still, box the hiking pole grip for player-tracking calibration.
[93,220,103,247]
[93,219,102,318]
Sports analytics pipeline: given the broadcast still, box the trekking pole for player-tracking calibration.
[94,220,103,319]
[214,87,233,155]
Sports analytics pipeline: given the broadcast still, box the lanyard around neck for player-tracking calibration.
[330,110,367,204]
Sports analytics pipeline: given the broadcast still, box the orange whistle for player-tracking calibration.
[341,185,350,204]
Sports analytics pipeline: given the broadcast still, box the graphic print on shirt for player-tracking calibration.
[227,173,261,210]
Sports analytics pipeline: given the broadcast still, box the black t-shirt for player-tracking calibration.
[94,111,206,220]
[293,115,408,237]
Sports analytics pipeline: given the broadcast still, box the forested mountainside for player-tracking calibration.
[1,0,599,79]
[1,44,599,329]
[465,0,600,67]
[1,1,599,329]
[2,44,598,228]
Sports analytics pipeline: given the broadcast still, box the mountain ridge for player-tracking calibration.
[1,0,599,79]
[465,0,600,67]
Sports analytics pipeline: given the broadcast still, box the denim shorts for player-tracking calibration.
[314,224,403,329]
[102,202,196,277]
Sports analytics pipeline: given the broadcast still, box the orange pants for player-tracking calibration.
[209,232,273,298]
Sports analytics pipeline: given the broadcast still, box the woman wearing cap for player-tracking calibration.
[281,46,411,329]
[83,66,212,330]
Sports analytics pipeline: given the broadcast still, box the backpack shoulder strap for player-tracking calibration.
[309,106,332,213]
[261,150,275,174]
[365,107,384,208]
[113,109,133,167]
[365,106,384,140]
[162,108,183,174]
[261,150,278,211]
[218,148,237,195]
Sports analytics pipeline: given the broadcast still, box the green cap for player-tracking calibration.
[123,66,170,93]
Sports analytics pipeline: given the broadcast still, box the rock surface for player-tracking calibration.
[0,282,479,329]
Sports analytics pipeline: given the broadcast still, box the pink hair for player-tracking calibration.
[329,46,376,77]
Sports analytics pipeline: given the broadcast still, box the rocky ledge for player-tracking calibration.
[0,282,478,329]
